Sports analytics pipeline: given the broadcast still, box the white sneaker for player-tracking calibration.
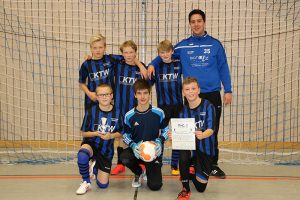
[142,170,147,182]
[76,181,92,195]
[89,160,96,180]
[132,174,142,188]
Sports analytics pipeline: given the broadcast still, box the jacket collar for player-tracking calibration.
[191,31,208,39]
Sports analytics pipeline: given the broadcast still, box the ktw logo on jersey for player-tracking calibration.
[159,73,179,82]
[195,120,205,130]
[89,69,110,81]
[119,76,137,85]
[94,118,118,133]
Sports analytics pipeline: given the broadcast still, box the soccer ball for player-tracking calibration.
[140,141,157,162]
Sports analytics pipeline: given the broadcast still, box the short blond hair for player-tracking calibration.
[95,83,112,94]
[90,33,106,47]
[120,40,137,52]
[182,77,200,88]
[157,39,173,52]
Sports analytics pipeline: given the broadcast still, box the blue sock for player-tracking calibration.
[77,148,91,183]
[93,162,98,176]
[171,150,180,168]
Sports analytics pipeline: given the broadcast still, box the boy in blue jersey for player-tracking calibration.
[79,33,116,112]
[79,34,147,176]
[149,9,232,178]
[120,79,169,190]
[170,77,216,200]
[147,40,183,175]
[76,83,123,195]
[111,40,145,175]
[79,33,148,112]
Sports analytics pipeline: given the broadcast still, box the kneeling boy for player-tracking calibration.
[76,83,123,194]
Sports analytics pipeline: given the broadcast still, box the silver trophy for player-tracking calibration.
[100,117,107,135]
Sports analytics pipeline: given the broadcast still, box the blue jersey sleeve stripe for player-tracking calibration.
[151,107,165,123]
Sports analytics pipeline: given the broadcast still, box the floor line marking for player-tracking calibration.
[0,175,300,180]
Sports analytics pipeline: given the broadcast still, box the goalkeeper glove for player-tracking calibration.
[130,141,142,159]
[154,138,162,157]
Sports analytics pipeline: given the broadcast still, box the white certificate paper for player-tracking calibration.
[170,118,195,150]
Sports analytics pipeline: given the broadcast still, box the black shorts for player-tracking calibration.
[159,104,183,124]
[194,150,213,181]
[81,139,112,174]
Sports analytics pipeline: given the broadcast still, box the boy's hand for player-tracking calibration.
[84,54,92,60]
[139,67,148,80]
[134,58,148,79]
[88,92,97,102]
[99,132,111,140]
[147,65,155,80]
[195,130,204,140]
[168,131,172,141]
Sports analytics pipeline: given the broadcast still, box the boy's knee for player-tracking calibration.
[120,152,129,165]
[120,149,133,165]
[96,179,109,189]
[77,149,90,164]
[194,181,207,193]
[147,182,162,191]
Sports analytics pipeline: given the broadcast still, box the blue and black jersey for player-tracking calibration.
[114,61,144,116]
[123,105,169,147]
[150,32,232,94]
[179,99,216,156]
[79,54,123,110]
[150,60,183,107]
[80,105,124,160]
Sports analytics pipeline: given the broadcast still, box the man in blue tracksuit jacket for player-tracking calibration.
[149,9,232,179]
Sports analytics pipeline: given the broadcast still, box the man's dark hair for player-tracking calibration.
[188,9,206,22]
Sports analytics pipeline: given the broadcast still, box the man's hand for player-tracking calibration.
[224,93,232,105]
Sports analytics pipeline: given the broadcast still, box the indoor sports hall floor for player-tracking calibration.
[0,162,299,200]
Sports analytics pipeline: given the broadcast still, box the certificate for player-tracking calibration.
[170,118,195,150]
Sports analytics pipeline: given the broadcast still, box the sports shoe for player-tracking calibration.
[171,167,180,176]
[111,164,125,175]
[132,174,142,188]
[177,188,191,200]
[139,163,145,171]
[76,181,92,195]
[142,167,147,182]
[189,166,195,174]
[89,160,96,180]
[210,166,226,179]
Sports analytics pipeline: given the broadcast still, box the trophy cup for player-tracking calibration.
[101,117,107,135]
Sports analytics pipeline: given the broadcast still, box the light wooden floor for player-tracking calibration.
[0,163,300,200]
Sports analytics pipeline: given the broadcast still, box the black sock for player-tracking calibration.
[117,147,124,165]
[181,178,190,192]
